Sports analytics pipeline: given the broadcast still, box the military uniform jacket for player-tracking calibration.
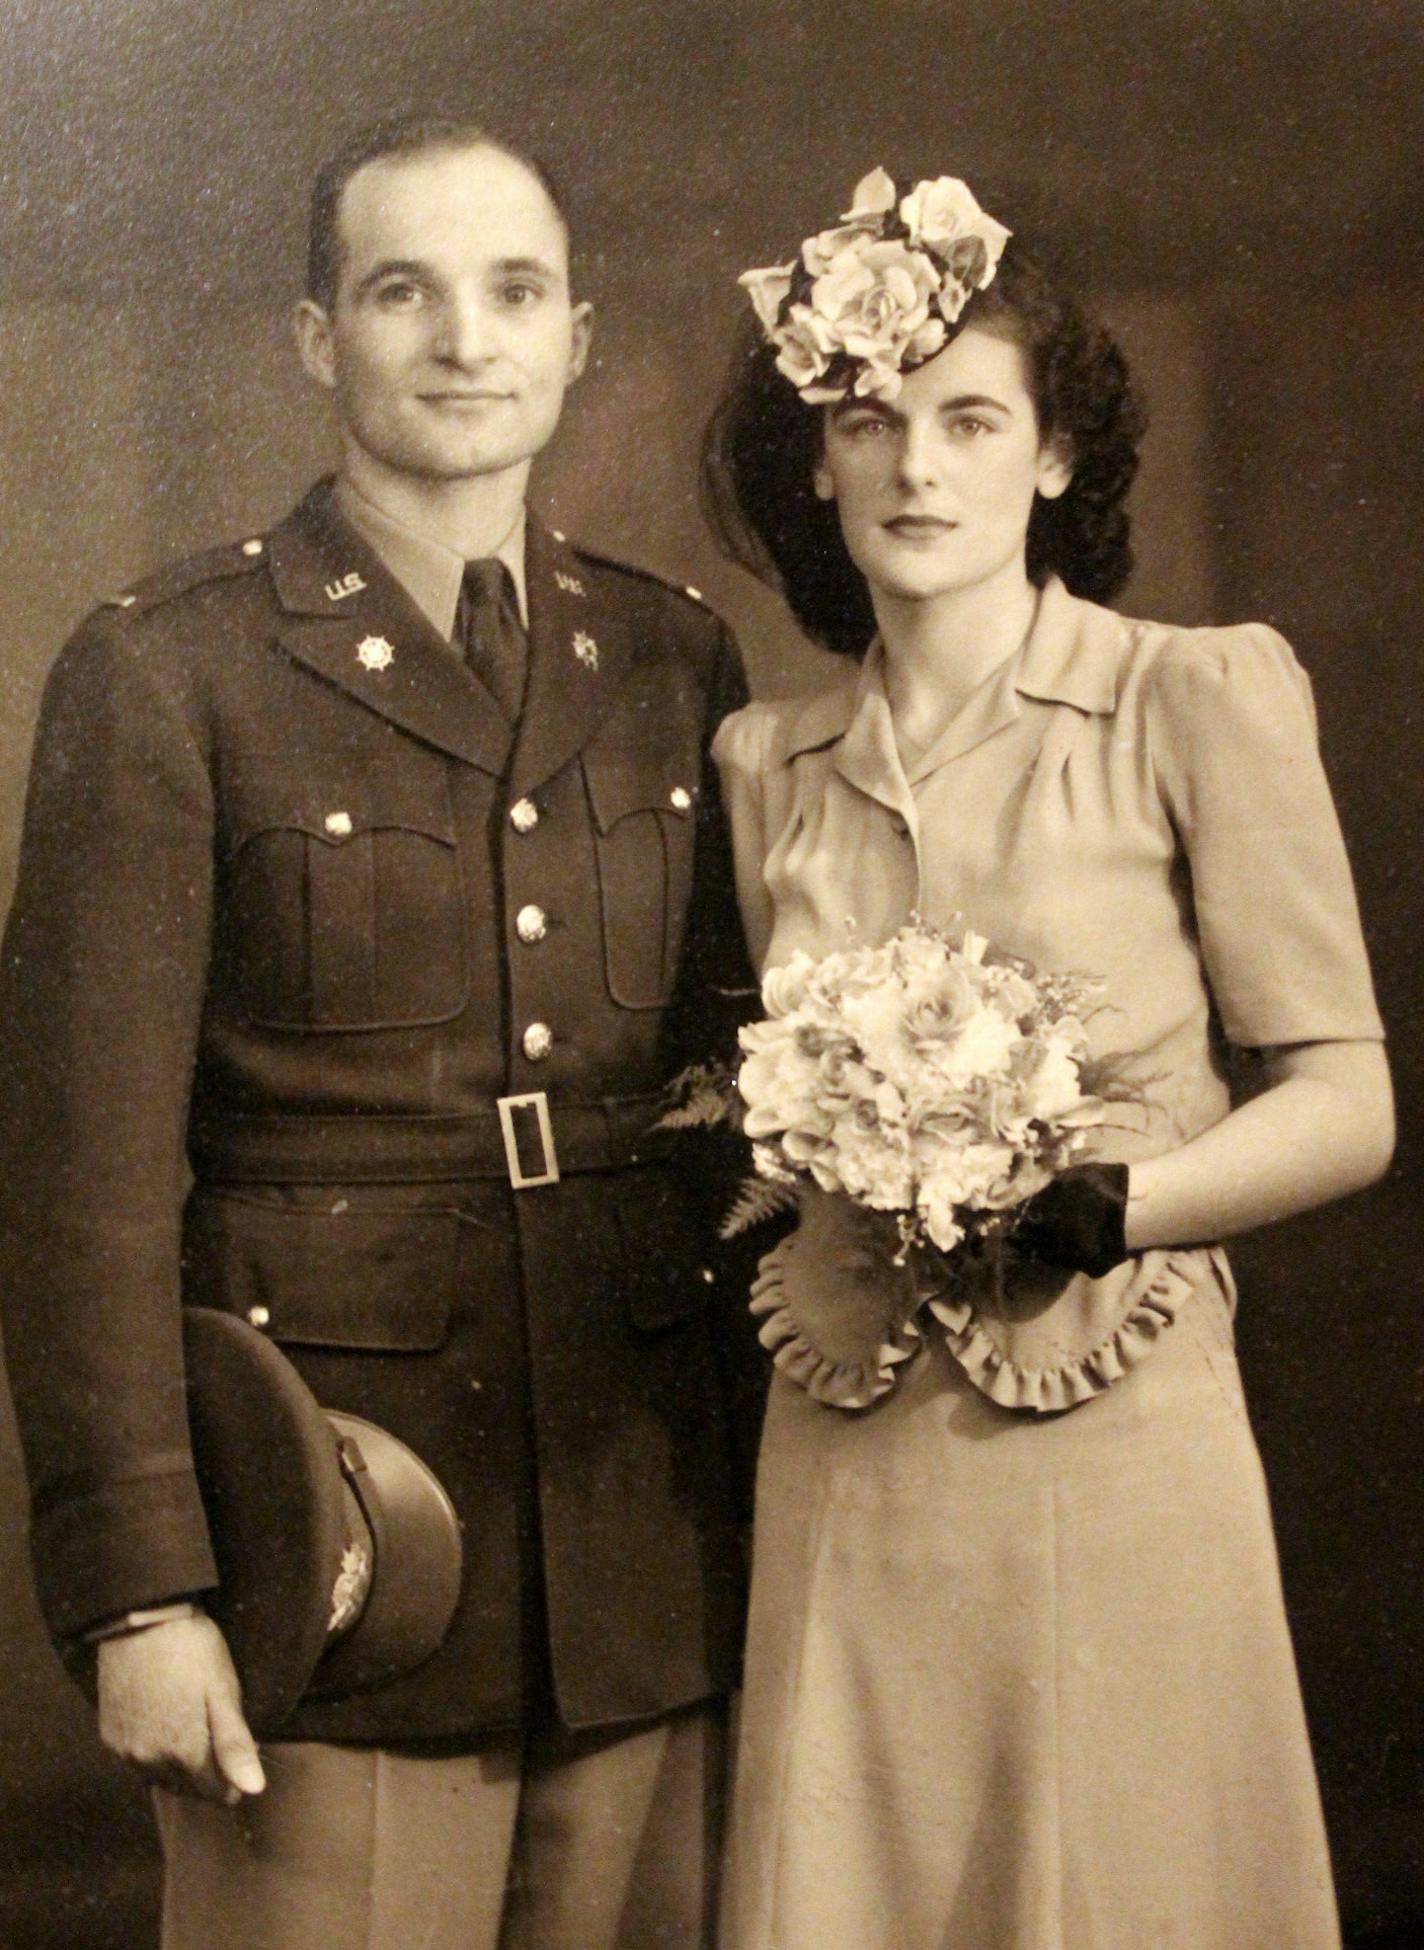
[0,481,760,1743]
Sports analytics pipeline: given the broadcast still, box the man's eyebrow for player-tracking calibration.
[353,258,430,296]
[491,256,560,277]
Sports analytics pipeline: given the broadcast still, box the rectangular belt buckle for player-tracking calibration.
[497,1091,561,1190]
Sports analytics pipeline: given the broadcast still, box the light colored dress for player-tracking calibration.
[713,578,1382,1950]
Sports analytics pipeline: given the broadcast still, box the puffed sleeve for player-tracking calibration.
[1146,623,1383,1048]
[712,701,779,975]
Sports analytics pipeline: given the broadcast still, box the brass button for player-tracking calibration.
[669,785,693,813]
[241,538,264,557]
[522,1021,554,1062]
[510,798,539,834]
[246,1305,271,1330]
[516,904,548,944]
[324,810,354,837]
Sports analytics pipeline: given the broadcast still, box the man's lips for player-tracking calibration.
[419,390,514,407]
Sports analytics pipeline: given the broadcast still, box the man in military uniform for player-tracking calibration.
[0,117,759,1949]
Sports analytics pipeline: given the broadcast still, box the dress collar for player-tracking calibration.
[783,577,1125,789]
[334,476,529,638]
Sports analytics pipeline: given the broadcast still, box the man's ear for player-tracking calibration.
[294,300,337,392]
[567,301,594,384]
[1036,442,1073,502]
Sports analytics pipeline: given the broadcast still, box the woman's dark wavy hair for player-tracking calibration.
[701,247,1146,656]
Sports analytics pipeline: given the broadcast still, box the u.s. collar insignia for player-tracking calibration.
[572,631,599,670]
[326,571,367,602]
[555,571,585,596]
[356,635,395,672]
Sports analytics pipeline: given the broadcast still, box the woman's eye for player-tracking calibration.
[845,416,889,439]
[375,281,423,309]
[952,416,992,438]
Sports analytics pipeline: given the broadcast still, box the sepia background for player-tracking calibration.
[0,1,1420,1944]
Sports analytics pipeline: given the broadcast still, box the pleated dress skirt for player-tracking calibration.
[719,1276,1340,1950]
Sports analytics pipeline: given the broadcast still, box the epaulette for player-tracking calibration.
[560,532,714,614]
[99,533,270,617]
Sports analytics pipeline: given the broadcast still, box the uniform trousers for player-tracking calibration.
[155,1704,724,1950]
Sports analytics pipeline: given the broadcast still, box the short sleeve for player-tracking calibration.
[1146,624,1383,1048]
[712,702,778,973]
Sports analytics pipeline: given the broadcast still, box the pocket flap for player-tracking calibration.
[182,1195,459,1351]
[583,752,699,834]
[223,759,457,853]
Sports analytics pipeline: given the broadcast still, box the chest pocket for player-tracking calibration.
[582,751,698,1010]
[220,757,467,1032]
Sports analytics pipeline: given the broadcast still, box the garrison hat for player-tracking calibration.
[179,1306,463,1735]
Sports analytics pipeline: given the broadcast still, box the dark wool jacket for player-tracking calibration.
[0,481,765,1743]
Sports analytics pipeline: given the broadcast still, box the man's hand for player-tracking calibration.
[97,1613,266,1805]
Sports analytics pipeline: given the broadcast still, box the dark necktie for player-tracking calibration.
[457,559,527,722]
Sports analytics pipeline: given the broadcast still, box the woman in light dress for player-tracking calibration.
[703,171,1393,1950]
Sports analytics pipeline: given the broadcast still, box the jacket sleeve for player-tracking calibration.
[662,618,777,1520]
[0,610,220,1637]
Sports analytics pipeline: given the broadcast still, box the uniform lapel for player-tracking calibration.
[509,519,636,798]
[265,485,513,775]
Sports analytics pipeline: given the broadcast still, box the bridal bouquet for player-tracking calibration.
[668,921,1116,1257]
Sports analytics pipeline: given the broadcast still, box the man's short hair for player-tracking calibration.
[306,115,570,311]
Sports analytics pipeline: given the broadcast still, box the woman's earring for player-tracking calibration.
[813,467,835,502]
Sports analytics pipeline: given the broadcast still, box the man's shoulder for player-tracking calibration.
[96,531,274,623]
[562,537,723,633]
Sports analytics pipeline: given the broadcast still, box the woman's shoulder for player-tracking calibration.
[1116,608,1310,708]
[1099,605,1322,788]
[712,679,859,776]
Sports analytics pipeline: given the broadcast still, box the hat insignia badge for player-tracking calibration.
[572,631,599,670]
[356,635,395,672]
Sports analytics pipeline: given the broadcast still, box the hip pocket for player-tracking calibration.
[181,1190,460,1350]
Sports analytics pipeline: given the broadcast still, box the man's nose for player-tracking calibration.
[432,295,495,368]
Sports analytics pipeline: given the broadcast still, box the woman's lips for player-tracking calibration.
[883,515,957,538]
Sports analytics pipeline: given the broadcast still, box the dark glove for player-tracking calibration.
[1010,1162,1131,1279]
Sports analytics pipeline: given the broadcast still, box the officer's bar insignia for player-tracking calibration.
[498,1091,561,1189]
[326,572,367,602]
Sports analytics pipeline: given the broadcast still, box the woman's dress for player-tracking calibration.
[713,579,1382,1950]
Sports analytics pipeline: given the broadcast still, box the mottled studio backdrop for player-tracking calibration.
[0,2,1420,1945]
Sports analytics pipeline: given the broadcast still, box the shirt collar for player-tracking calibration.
[781,576,1125,812]
[783,577,1122,768]
[334,476,529,638]
[1011,575,1123,715]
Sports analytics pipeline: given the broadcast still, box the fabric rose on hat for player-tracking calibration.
[809,240,946,402]
[738,261,795,335]
[738,166,1012,404]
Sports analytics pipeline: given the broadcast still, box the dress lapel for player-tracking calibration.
[265,485,513,775]
[508,520,636,798]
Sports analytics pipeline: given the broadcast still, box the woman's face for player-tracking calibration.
[814,324,1070,608]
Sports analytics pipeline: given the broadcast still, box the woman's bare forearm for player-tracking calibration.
[1123,1040,1394,1250]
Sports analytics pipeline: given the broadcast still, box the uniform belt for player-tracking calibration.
[188,1094,673,1187]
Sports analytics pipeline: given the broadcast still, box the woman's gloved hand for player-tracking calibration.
[1009,1162,1131,1278]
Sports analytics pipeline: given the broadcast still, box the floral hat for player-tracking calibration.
[740,168,1011,405]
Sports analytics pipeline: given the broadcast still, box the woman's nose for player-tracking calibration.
[895,421,941,490]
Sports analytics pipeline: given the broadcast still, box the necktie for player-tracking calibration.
[457,559,527,722]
